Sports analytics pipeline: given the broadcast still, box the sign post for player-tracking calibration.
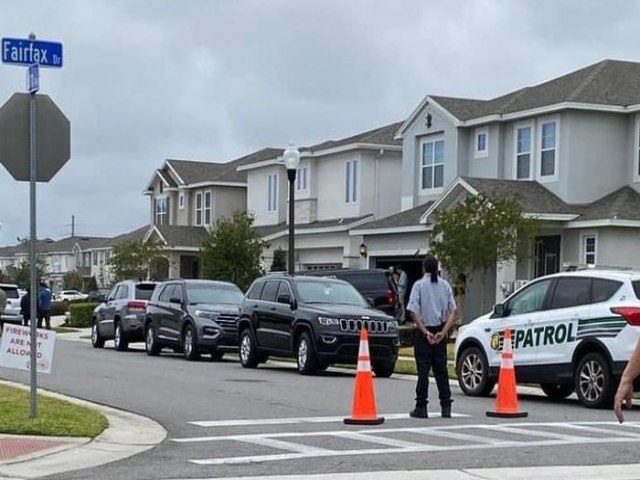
[0,32,66,418]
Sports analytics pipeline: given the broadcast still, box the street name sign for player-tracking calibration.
[2,38,63,67]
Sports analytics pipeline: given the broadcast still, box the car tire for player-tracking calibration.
[258,353,269,364]
[296,331,318,375]
[114,322,129,352]
[457,346,496,397]
[91,320,105,349]
[183,324,201,361]
[210,350,224,361]
[239,328,259,368]
[372,361,395,378]
[145,323,161,356]
[540,383,574,400]
[575,352,614,408]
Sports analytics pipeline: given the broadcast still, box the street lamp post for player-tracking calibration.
[282,143,300,275]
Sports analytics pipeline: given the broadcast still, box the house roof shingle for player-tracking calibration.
[432,59,640,121]
[354,202,435,230]
[306,122,403,152]
[153,225,208,248]
[578,186,640,221]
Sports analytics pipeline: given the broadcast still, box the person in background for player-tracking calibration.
[396,265,408,322]
[0,287,6,334]
[38,282,53,330]
[20,288,33,326]
[614,336,640,423]
[406,255,457,419]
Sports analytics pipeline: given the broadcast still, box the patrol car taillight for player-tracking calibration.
[611,307,640,326]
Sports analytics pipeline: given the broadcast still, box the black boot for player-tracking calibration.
[441,403,452,418]
[410,404,428,419]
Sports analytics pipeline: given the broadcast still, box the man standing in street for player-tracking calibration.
[38,282,53,330]
[406,255,457,419]
[20,288,33,326]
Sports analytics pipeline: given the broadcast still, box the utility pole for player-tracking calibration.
[71,214,75,237]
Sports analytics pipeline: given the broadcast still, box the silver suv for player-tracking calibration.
[0,283,22,324]
[92,280,157,351]
[455,269,640,408]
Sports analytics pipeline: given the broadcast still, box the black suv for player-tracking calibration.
[238,274,399,376]
[301,268,400,319]
[144,279,244,361]
[91,280,157,351]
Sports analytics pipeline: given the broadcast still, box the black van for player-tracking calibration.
[300,268,400,320]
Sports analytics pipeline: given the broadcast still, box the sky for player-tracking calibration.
[0,0,638,246]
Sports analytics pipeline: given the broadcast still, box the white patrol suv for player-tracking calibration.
[454,269,640,408]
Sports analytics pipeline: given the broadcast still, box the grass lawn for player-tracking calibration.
[0,385,108,437]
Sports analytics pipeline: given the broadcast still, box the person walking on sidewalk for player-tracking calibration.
[37,282,53,330]
[407,255,457,419]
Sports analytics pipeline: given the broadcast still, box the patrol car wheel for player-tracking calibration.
[373,362,394,378]
[457,346,495,397]
[575,353,614,408]
[540,383,574,400]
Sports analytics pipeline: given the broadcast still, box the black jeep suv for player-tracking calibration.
[238,274,399,376]
[144,279,244,361]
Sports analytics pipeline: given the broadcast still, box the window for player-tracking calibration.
[195,192,203,226]
[276,282,293,302]
[515,125,532,179]
[267,173,278,212]
[179,192,185,210]
[474,128,488,158]
[261,281,279,302]
[592,279,622,303]
[296,167,308,191]
[540,120,557,177]
[421,139,444,190]
[247,281,265,300]
[507,279,551,316]
[345,160,358,203]
[155,196,168,225]
[204,191,212,225]
[548,277,591,309]
[584,235,596,265]
[115,285,128,300]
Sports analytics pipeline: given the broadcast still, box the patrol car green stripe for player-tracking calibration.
[577,323,627,331]
[578,316,625,325]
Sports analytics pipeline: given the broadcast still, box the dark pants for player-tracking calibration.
[414,325,452,407]
[37,310,51,330]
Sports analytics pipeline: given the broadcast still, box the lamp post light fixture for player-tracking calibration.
[283,142,301,275]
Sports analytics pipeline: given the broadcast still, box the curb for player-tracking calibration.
[0,380,167,479]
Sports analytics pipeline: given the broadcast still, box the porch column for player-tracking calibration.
[496,259,517,303]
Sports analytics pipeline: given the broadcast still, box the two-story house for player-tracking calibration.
[238,123,403,271]
[142,149,279,278]
[356,59,640,319]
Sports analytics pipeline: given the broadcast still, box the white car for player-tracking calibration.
[0,283,22,324]
[56,290,89,302]
[454,269,640,408]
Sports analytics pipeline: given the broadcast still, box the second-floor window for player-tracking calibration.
[583,235,596,265]
[296,167,308,191]
[516,125,532,179]
[474,128,488,158]
[421,139,444,190]
[195,192,203,225]
[267,173,278,212]
[540,120,557,178]
[204,191,212,225]
[155,196,168,225]
[345,160,358,204]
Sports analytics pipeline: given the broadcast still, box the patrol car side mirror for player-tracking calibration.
[493,303,505,317]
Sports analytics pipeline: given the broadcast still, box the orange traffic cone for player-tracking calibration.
[344,328,385,425]
[486,328,528,418]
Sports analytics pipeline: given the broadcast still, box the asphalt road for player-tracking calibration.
[2,336,640,480]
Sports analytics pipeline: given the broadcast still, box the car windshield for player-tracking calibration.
[296,280,368,307]
[187,283,244,305]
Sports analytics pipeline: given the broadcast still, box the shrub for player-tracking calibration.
[49,302,68,316]
[68,303,99,328]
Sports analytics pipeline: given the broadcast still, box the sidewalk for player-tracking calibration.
[0,380,166,479]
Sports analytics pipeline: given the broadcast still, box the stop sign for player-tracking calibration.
[0,92,70,182]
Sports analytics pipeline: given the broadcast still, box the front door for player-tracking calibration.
[535,235,561,277]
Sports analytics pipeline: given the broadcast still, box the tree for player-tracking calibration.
[63,271,84,291]
[86,276,99,292]
[270,247,287,272]
[200,211,264,291]
[7,257,49,289]
[109,241,164,282]
[430,193,538,313]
